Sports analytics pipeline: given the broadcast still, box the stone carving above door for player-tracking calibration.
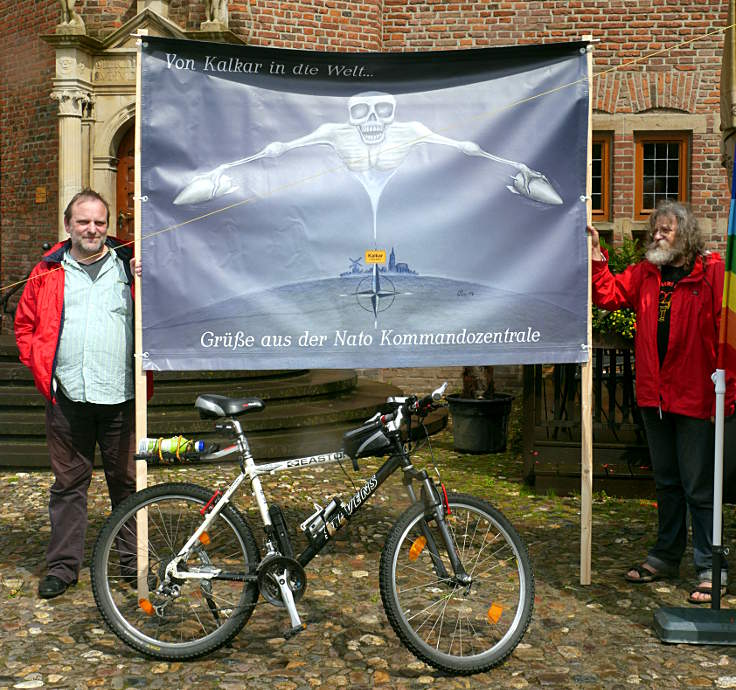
[93,56,136,84]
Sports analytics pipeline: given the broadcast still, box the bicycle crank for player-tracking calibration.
[256,554,307,607]
[257,554,307,638]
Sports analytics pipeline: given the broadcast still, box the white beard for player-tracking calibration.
[646,242,681,267]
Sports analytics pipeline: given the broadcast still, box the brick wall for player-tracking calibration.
[0,0,58,330]
[76,0,132,36]
[381,0,730,234]
[358,365,523,396]
[241,0,382,51]
[1,0,730,346]
[165,1,382,49]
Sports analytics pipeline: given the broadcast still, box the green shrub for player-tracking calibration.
[592,236,644,342]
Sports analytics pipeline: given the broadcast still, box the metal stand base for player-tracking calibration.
[654,607,736,645]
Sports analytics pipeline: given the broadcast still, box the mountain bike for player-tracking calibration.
[90,383,534,675]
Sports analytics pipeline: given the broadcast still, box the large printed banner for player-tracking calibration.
[140,36,589,370]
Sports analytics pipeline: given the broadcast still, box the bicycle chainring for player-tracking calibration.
[256,554,307,608]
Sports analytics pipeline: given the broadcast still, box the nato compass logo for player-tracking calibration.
[356,266,397,329]
[340,248,416,328]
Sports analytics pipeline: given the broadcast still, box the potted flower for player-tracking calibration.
[446,366,514,453]
[592,236,642,348]
[592,237,644,349]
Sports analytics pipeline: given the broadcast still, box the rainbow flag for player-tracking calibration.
[718,159,736,372]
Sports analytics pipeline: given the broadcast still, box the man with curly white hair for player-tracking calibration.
[589,199,735,605]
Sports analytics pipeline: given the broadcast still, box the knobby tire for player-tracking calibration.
[91,482,260,660]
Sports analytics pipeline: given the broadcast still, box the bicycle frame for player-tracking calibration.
[147,384,467,634]
[180,417,443,571]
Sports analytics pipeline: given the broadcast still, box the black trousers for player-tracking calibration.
[44,390,135,584]
[640,408,725,581]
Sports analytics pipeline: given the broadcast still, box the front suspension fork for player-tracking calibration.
[404,472,471,586]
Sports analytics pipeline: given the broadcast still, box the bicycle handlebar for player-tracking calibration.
[377,382,448,432]
[414,382,448,414]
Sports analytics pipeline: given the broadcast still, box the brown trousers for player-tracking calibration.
[44,390,135,583]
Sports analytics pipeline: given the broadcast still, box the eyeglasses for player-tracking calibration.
[652,225,676,238]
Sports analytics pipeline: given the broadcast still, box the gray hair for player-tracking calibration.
[649,199,704,267]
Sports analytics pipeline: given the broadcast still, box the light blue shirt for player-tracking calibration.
[55,248,134,404]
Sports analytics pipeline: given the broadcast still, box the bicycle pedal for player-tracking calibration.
[283,623,306,639]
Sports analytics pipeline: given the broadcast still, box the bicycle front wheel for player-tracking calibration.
[379,492,534,675]
[91,482,260,660]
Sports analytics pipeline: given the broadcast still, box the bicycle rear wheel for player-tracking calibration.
[91,482,260,660]
[379,492,534,675]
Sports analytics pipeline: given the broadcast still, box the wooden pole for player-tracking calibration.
[722,1,736,180]
[134,29,149,598]
[580,36,594,586]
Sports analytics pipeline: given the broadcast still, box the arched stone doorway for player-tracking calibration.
[44,9,188,238]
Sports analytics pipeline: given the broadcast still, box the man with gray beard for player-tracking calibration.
[589,200,735,605]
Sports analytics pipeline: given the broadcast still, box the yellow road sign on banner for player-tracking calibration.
[365,250,386,264]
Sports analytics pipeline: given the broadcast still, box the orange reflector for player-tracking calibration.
[139,598,154,615]
[487,603,503,624]
[199,531,211,545]
[408,535,427,561]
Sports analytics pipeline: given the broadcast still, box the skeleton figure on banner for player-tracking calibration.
[174,91,564,240]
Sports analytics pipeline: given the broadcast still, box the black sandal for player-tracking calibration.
[624,563,676,583]
[687,582,727,605]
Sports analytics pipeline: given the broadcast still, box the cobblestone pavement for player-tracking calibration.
[2,429,736,689]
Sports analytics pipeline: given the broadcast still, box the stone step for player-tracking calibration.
[0,407,448,469]
[0,335,448,470]
[0,362,29,383]
[0,369,358,407]
[0,336,307,376]
[0,335,17,352]
[0,422,357,469]
[0,379,399,436]
[0,360,308,384]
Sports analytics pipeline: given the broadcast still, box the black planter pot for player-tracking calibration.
[446,393,514,454]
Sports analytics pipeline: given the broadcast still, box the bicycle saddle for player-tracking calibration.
[195,394,265,418]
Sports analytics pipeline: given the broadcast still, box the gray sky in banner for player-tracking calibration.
[140,49,588,326]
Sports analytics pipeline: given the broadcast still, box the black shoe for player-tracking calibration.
[38,575,76,599]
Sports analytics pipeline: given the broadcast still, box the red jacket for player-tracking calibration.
[14,237,150,402]
[592,250,736,419]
